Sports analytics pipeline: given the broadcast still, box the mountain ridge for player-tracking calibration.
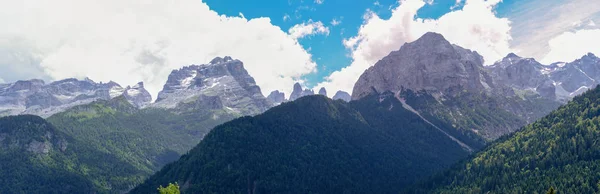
[131,94,478,193]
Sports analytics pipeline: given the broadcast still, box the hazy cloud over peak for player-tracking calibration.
[0,0,318,99]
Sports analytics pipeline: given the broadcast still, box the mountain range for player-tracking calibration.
[1,32,600,193]
[0,57,280,193]
[132,32,600,193]
[266,83,351,106]
[0,78,151,117]
[353,32,600,140]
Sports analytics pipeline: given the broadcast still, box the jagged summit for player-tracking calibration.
[352,32,490,100]
[267,90,286,106]
[351,32,564,140]
[209,56,235,64]
[318,87,327,96]
[417,32,449,44]
[0,78,151,117]
[505,52,520,59]
[332,91,351,102]
[293,83,302,92]
[585,52,598,58]
[152,56,271,115]
[289,82,314,101]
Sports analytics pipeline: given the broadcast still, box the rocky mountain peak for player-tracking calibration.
[576,52,600,64]
[267,90,286,106]
[416,32,450,45]
[0,78,151,117]
[209,56,235,65]
[505,52,520,59]
[123,82,152,108]
[332,91,351,102]
[83,77,95,83]
[152,56,271,115]
[132,82,144,89]
[352,32,491,100]
[585,52,598,59]
[289,82,314,101]
[318,87,327,96]
[487,53,555,100]
[293,83,302,92]
[8,79,45,92]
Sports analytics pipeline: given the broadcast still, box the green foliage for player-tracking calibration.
[0,96,242,193]
[132,94,475,193]
[547,187,556,194]
[0,115,95,193]
[400,88,560,141]
[412,86,600,193]
[158,183,180,194]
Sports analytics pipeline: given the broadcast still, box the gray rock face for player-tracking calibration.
[352,32,492,100]
[267,90,286,106]
[0,78,151,117]
[152,56,271,115]
[487,52,600,103]
[27,140,52,154]
[547,53,600,101]
[289,82,315,101]
[332,91,351,102]
[0,117,68,155]
[350,32,563,140]
[486,53,556,100]
[289,83,303,101]
[318,87,327,96]
[124,82,152,108]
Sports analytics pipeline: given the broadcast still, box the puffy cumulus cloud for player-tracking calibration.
[315,0,512,95]
[0,0,317,99]
[541,28,600,64]
[288,20,330,39]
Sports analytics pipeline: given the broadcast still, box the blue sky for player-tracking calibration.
[1,0,599,98]
[201,0,599,90]
[203,0,468,88]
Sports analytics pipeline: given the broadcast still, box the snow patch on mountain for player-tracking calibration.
[0,79,151,117]
[151,57,271,115]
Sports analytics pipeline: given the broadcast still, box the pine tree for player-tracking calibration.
[158,183,180,194]
[546,186,556,194]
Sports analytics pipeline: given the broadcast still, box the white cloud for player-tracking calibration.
[315,0,324,5]
[331,18,342,26]
[0,0,318,99]
[507,0,600,59]
[0,77,4,83]
[283,14,291,21]
[315,0,512,95]
[288,20,330,39]
[589,20,596,27]
[541,28,600,64]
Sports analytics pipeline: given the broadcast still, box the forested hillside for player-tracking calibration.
[131,93,480,193]
[0,115,104,193]
[414,85,600,193]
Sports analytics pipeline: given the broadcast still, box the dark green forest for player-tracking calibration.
[131,93,474,193]
[0,115,95,193]
[2,87,595,193]
[412,86,600,193]
[0,95,240,193]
